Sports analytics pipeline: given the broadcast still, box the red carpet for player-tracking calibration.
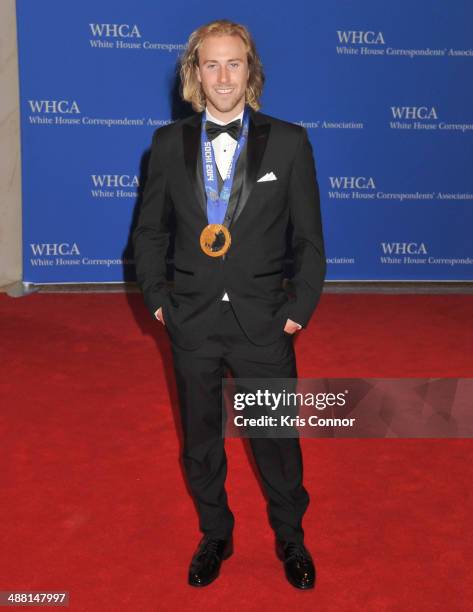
[1,293,472,611]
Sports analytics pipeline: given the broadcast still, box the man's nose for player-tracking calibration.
[218,66,229,83]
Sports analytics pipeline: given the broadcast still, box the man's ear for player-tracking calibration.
[195,65,201,83]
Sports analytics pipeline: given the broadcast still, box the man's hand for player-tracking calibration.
[284,318,302,335]
[154,307,165,326]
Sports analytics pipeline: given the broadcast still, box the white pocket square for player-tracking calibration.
[257,171,277,182]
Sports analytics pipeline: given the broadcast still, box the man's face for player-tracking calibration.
[196,34,250,121]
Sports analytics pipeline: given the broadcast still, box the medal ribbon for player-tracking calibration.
[200,107,249,226]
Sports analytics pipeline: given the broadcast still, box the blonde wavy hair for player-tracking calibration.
[180,19,265,112]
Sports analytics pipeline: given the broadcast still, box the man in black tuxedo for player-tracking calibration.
[133,19,325,589]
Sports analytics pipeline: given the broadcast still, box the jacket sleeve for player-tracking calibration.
[285,127,326,327]
[132,128,173,318]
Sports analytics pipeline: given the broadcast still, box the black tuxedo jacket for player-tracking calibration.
[133,106,326,349]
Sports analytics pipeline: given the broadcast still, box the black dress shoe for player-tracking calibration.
[188,535,233,587]
[276,540,316,589]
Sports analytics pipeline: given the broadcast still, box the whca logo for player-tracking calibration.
[329,177,376,189]
[390,107,438,120]
[91,175,139,188]
[30,243,80,256]
[337,31,385,45]
[89,24,142,38]
[27,100,80,114]
[381,242,428,255]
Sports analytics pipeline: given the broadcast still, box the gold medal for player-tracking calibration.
[200,224,231,257]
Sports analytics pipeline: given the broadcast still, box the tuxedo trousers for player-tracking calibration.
[169,300,310,543]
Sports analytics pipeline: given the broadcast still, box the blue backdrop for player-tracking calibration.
[16,0,473,283]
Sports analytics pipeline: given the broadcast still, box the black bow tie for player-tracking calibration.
[205,118,241,141]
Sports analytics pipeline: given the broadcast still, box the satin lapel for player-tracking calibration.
[183,112,206,214]
[232,109,271,225]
